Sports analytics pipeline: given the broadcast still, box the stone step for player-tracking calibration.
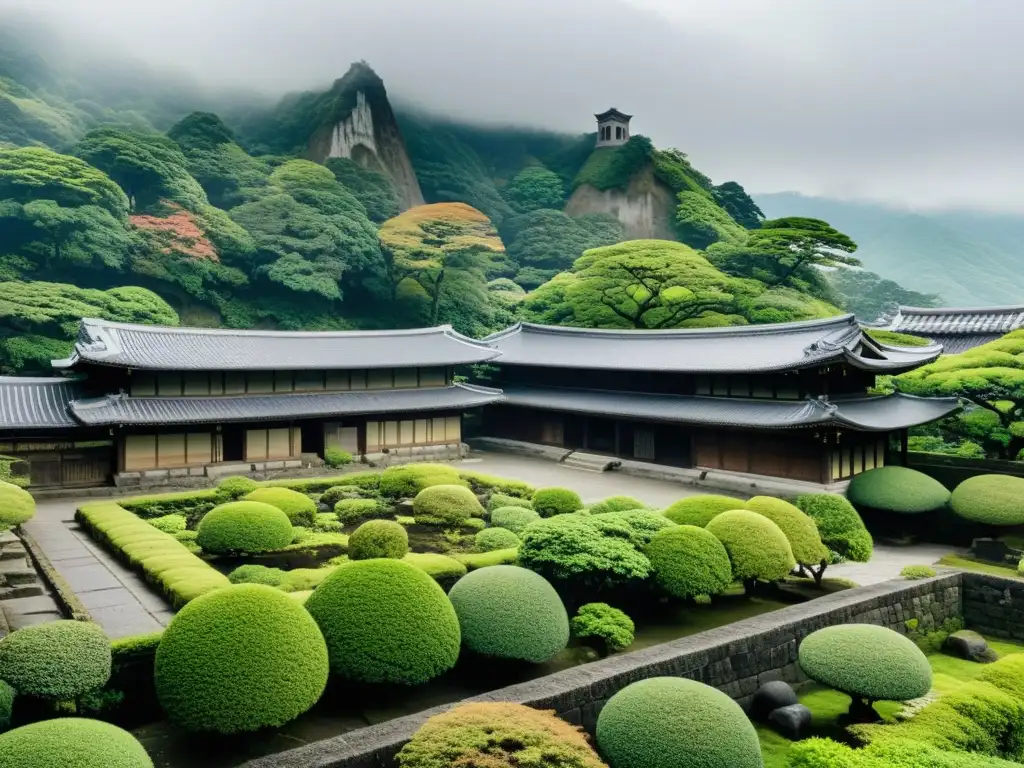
[0,544,26,561]
[561,452,614,473]
[0,559,37,586]
[0,584,44,600]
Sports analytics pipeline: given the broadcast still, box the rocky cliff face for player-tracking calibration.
[565,165,677,240]
[306,63,424,211]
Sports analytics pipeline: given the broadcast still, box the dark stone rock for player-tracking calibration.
[768,703,812,740]
[752,681,798,722]
[945,629,998,663]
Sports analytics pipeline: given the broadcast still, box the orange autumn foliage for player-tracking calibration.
[131,205,219,261]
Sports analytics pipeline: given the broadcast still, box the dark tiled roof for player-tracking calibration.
[889,305,1024,336]
[595,107,632,122]
[54,319,500,372]
[486,315,942,374]
[70,384,503,426]
[499,385,960,431]
[925,333,1005,355]
[0,377,83,429]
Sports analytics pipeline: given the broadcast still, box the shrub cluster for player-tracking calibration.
[195,501,293,555]
[379,464,466,497]
[458,471,534,498]
[531,487,582,517]
[662,494,742,527]
[244,487,318,526]
[304,559,461,684]
[0,718,153,768]
[705,509,795,583]
[0,620,111,699]
[745,496,828,567]
[487,493,533,512]
[228,564,285,586]
[119,489,222,518]
[333,498,387,524]
[794,493,873,562]
[323,447,353,468]
[950,474,1024,526]
[412,484,484,525]
[155,584,329,733]
[0,481,35,529]
[490,506,541,534]
[348,520,409,560]
[448,565,569,663]
[147,513,187,534]
[588,509,676,547]
[266,471,381,494]
[475,527,521,552]
[644,525,732,600]
[571,602,634,652]
[847,466,951,514]
[217,475,258,500]
[320,484,372,507]
[901,564,937,580]
[0,680,12,731]
[588,495,645,515]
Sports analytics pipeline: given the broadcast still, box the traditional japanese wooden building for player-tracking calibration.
[482,315,961,485]
[873,305,1024,353]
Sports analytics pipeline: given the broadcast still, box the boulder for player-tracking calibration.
[945,630,998,663]
[752,680,798,722]
[768,703,812,740]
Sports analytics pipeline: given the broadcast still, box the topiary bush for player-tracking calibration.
[488,493,533,512]
[475,527,521,552]
[794,493,873,562]
[0,718,153,768]
[323,447,353,468]
[397,702,607,768]
[745,496,829,576]
[950,475,1024,526]
[662,494,743,527]
[217,475,258,500]
[705,509,795,585]
[244,487,318,526]
[596,677,763,768]
[490,506,541,535]
[348,519,409,560]
[643,525,733,600]
[379,464,466,498]
[588,495,645,515]
[412,484,484,525]
[148,513,186,534]
[900,564,937,580]
[459,471,534,499]
[0,481,34,529]
[304,559,460,684]
[531,487,583,517]
[0,680,12,731]
[448,565,569,663]
[0,620,110,699]
[588,510,675,547]
[320,484,372,507]
[334,497,387,524]
[847,466,951,514]
[571,602,634,652]
[798,624,932,703]
[227,564,285,586]
[155,584,328,733]
[195,501,293,555]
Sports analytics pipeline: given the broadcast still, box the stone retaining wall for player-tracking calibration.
[962,572,1024,641]
[242,573,963,768]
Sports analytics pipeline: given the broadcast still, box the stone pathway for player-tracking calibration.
[0,529,62,633]
[828,543,965,586]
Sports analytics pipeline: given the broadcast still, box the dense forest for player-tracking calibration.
[0,19,933,375]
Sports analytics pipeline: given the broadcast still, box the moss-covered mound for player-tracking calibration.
[596,677,762,768]
[397,702,606,768]
[217,475,258,500]
[412,484,484,525]
[305,559,460,684]
[475,527,521,552]
[951,475,1024,526]
[662,495,743,527]
[847,466,951,514]
[0,620,110,699]
[705,509,795,583]
[794,493,873,562]
[244,487,317,526]
[379,463,466,497]
[571,602,634,652]
[0,481,34,529]
[195,501,293,554]
[349,519,409,560]
[490,506,541,534]
[448,565,569,663]
[532,487,582,517]
[0,718,153,768]
[227,564,285,586]
[402,552,468,583]
[334,497,386,525]
[798,624,932,702]
[644,525,733,600]
[588,495,645,515]
[155,584,328,733]
[745,496,828,566]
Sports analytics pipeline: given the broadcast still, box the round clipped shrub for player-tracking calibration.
[448,565,569,663]
[217,475,258,500]
[571,602,634,652]
[334,497,386,524]
[794,493,873,562]
[379,463,466,498]
[531,487,582,517]
[228,564,285,586]
[0,718,153,768]
[490,506,541,535]
[644,525,733,599]
[745,496,828,567]
[588,509,676,547]
[475,527,521,552]
[900,564,937,580]
[847,466,950,514]
[596,677,762,768]
[412,484,484,525]
[397,702,606,768]
[320,484,369,507]
[0,620,110,699]
[195,501,293,555]
[487,493,533,512]
[0,481,34,529]
[588,495,645,515]
[148,513,186,534]
[662,494,743,527]
[0,680,12,731]
[349,519,409,560]
[951,474,1024,526]
[244,487,318,526]
[304,559,460,684]
[155,584,328,733]
[798,624,932,702]
[705,509,795,584]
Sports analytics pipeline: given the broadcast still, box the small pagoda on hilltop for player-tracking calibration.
[595,107,632,147]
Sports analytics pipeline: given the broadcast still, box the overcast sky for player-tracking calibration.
[5,0,1024,210]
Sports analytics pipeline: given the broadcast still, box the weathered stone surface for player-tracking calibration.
[945,629,998,663]
[769,703,812,740]
[753,681,798,722]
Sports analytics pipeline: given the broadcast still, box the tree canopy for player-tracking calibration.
[827,268,939,322]
[502,166,565,214]
[674,191,747,249]
[0,146,128,217]
[712,181,764,229]
[325,157,399,224]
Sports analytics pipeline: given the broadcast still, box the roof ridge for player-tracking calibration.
[0,375,80,384]
[509,314,858,340]
[79,318,465,340]
[900,305,1024,316]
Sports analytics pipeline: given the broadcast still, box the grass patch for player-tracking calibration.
[937,554,1022,579]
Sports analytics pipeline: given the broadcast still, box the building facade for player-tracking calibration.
[595,107,632,148]
[873,305,1024,354]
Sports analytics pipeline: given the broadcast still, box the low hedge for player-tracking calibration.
[196,501,293,555]
[0,620,111,699]
[349,520,409,560]
[119,488,222,518]
[487,494,533,512]
[266,471,381,494]
[794,493,873,562]
[588,495,645,515]
[489,506,541,535]
[155,584,329,733]
[705,509,795,583]
[243,487,318,526]
[412,484,484,525]
[217,475,258,499]
[305,559,461,684]
[532,487,583,517]
[571,602,634,652]
[453,548,519,570]
[475,527,521,552]
[448,565,569,663]
[458,471,534,498]
[76,502,230,607]
[379,464,466,497]
[798,624,932,702]
[643,525,733,600]
[662,494,742,527]
[950,474,1024,526]
[0,481,34,529]
[596,676,763,768]
[745,496,828,567]
[789,737,1022,768]
[847,466,951,514]
[0,718,153,768]
[397,702,606,768]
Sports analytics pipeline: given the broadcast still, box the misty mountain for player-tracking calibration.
[756,193,1024,307]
